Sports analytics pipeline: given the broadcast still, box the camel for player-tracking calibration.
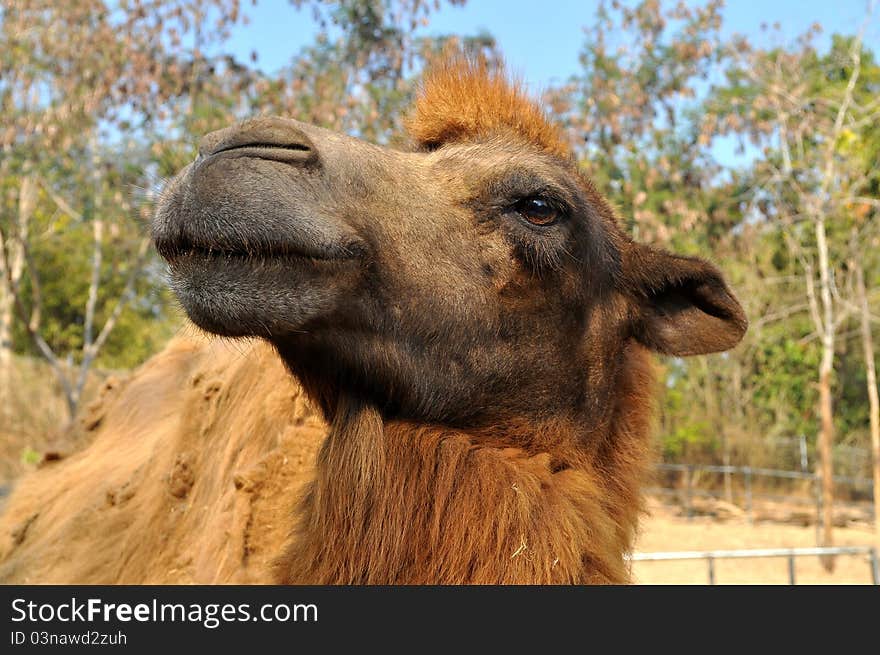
[0,58,746,584]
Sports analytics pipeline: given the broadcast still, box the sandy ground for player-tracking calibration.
[632,498,878,584]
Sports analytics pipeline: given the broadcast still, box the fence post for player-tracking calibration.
[686,465,694,521]
[788,554,796,585]
[799,434,809,472]
[707,556,715,585]
[870,548,879,586]
[744,466,753,524]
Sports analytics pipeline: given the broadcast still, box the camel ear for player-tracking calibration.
[625,244,747,356]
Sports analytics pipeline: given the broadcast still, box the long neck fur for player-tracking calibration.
[277,345,656,585]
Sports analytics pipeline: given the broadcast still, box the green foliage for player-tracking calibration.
[663,421,716,460]
[752,334,820,438]
[20,447,40,467]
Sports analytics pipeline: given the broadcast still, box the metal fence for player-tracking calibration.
[649,462,875,526]
[762,435,872,478]
[630,546,880,585]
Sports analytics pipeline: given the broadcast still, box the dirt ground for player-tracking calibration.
[633,498,878,584]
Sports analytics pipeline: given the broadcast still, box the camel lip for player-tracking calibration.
[154,236,363,266]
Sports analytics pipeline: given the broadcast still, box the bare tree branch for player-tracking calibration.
[39,179,84,223]
[73,237,151,407]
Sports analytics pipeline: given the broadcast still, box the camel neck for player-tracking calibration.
[277,352,655,584]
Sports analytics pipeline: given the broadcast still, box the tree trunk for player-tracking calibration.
[817,361,836,570]
[815,216,836,572]
[0,275,14,424]
[854,258,880,547]
[702,357,732,502]
[75,159,105,416]
[0,172,36,423]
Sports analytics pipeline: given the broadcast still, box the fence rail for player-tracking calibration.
[630,546,880,585]
[655,462,873,487]
[651,462,875,526]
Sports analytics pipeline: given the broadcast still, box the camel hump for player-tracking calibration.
[0,327,327,584]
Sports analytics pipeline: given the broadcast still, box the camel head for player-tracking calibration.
[153,59,747,428]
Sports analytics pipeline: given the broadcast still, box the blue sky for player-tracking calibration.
[226,0,877,89]
[218,1,876,168]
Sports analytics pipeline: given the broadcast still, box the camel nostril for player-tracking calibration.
[198,126,233,158]
[198,117,316,159]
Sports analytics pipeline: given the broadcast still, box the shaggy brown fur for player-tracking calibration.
[0,337,653,584]
[406,57,572,159]
[0,337,326,583]
[0,57,746,584]
[282,345,656,584]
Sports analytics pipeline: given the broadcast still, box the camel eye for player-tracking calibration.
[514,197,559,226]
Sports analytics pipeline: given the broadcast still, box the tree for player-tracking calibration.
[707,12,880,565]
[851,232,880,547]
[550,0,754,489]
[0,0,247,421]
